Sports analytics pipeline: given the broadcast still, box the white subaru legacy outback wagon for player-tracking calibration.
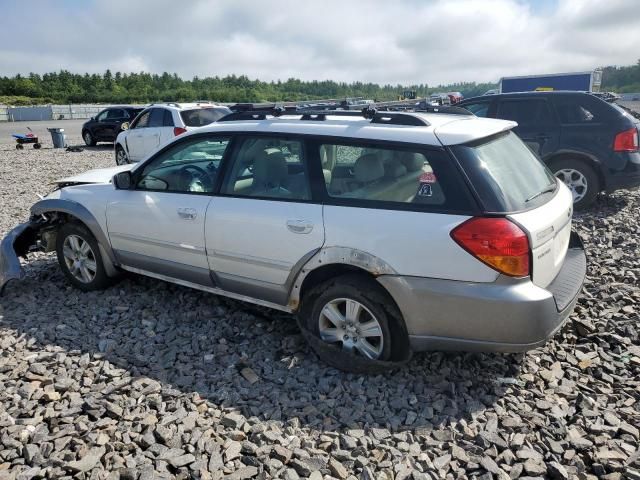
[0,106,587,371]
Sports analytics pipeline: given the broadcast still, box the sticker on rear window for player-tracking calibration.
[419,172,437,183]
[417,183,433,197]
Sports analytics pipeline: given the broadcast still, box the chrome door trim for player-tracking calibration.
[120,264,293,313]
[109,232,206,253]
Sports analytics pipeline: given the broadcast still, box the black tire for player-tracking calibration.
[115,145,129,165]
[299,274,410,372]
[550,158,599,210]
[56,222,112,291]
[83,130,96,147]
[16,144,23,150]
[33,143,41,149]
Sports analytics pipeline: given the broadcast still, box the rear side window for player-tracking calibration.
[148,109,165,127]
[318,142,473,211]
[453,131,557,212]
[163,110,174,126]
[463,102,491,118]
[554,98,601,124]
[497,99,553,126]
[221,137,310,200]
[180,108,231,127]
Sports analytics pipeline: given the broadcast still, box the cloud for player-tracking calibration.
[0,0,638,85]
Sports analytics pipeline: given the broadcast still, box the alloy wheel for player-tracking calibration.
[62,235,97,283]
[84,132,93,145]
[318,298,384,359]
[555,168,588,203]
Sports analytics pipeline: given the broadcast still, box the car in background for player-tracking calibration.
[447,92,464,104]
[81,106,143,146]
[458,91,640,209]
[429,93,450,105]
[114,102,231,164]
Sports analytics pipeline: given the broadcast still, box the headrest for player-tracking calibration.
[397,152,424,172]
[253,148,288,187]
[323,169,332,184]
[384,159,407,178]
[354,154,384,183]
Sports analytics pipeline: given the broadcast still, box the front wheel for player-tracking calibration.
[551,158,599,210]
[83,130,96,146]
[115,145,129,165]
[56,223,112,291]
[299,275,409,372]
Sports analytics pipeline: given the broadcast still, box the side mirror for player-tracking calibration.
[90,116,95,121]
[113,171,132,190]
[121,122,130,131]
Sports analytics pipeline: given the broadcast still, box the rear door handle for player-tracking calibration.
[286,219,313,234]
[177,207,197,220]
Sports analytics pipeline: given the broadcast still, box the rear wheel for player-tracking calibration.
[33,143,41,149]
[300,274,409,371]
[56,223,111,291]
[550,158,599,210]
[115,145,129,165]
[83,130,96,146]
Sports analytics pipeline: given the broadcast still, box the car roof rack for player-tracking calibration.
[220,104,431,126]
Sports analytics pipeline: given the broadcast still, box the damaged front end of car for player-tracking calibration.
[0,211,65,295]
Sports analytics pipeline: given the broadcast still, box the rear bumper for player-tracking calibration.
[378,232,587,353]
[604,151,640,192]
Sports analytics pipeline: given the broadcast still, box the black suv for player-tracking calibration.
[81,106,143,146]
[458,91,640,208]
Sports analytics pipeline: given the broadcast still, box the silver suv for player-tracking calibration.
[0,106,587,371]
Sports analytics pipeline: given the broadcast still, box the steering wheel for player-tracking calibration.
[179,165,211,192]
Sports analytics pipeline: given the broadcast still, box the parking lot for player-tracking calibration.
[0,120,639,479]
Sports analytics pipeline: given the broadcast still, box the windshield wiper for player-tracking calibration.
[525,183,556,203]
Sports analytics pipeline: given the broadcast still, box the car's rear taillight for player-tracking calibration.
[174,127,187,136]
[451,217,530,277]
[613,127,639,152]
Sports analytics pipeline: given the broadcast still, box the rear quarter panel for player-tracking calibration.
[322,206,499,282]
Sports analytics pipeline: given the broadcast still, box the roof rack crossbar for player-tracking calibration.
[219,106,430,126]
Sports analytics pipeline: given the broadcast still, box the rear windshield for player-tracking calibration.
[180,107,231,127]
[452,131,557,212]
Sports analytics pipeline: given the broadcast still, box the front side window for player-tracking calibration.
[131,110,150,129]
[221,137,310,200]
[136,137,230,193]
[319,143,446,206]
[96,110,108,122]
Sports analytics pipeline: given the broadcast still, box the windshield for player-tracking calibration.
[180,107,231,127]
[453,131,557,212]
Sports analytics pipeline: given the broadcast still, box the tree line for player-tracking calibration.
[0,60,638,106]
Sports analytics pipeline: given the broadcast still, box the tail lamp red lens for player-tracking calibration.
[451,217,530,277]
[174,127,187,136]
[613,128,639,152]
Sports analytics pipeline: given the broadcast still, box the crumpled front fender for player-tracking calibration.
[0,222,37,295]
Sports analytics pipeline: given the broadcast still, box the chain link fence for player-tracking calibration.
[0,104,146,122]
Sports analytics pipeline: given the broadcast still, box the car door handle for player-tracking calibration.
[177,208,197,220]
[286,219,313,234]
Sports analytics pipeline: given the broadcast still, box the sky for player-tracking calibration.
[0,0,639,86]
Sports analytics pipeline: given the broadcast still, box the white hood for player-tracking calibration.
[54,164,135,185]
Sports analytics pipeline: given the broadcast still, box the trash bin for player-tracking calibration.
[47,128,67,148]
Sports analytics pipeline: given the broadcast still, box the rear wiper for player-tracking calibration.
[525,183,556,203]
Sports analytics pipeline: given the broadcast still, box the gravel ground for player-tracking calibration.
[0,121,639,480]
